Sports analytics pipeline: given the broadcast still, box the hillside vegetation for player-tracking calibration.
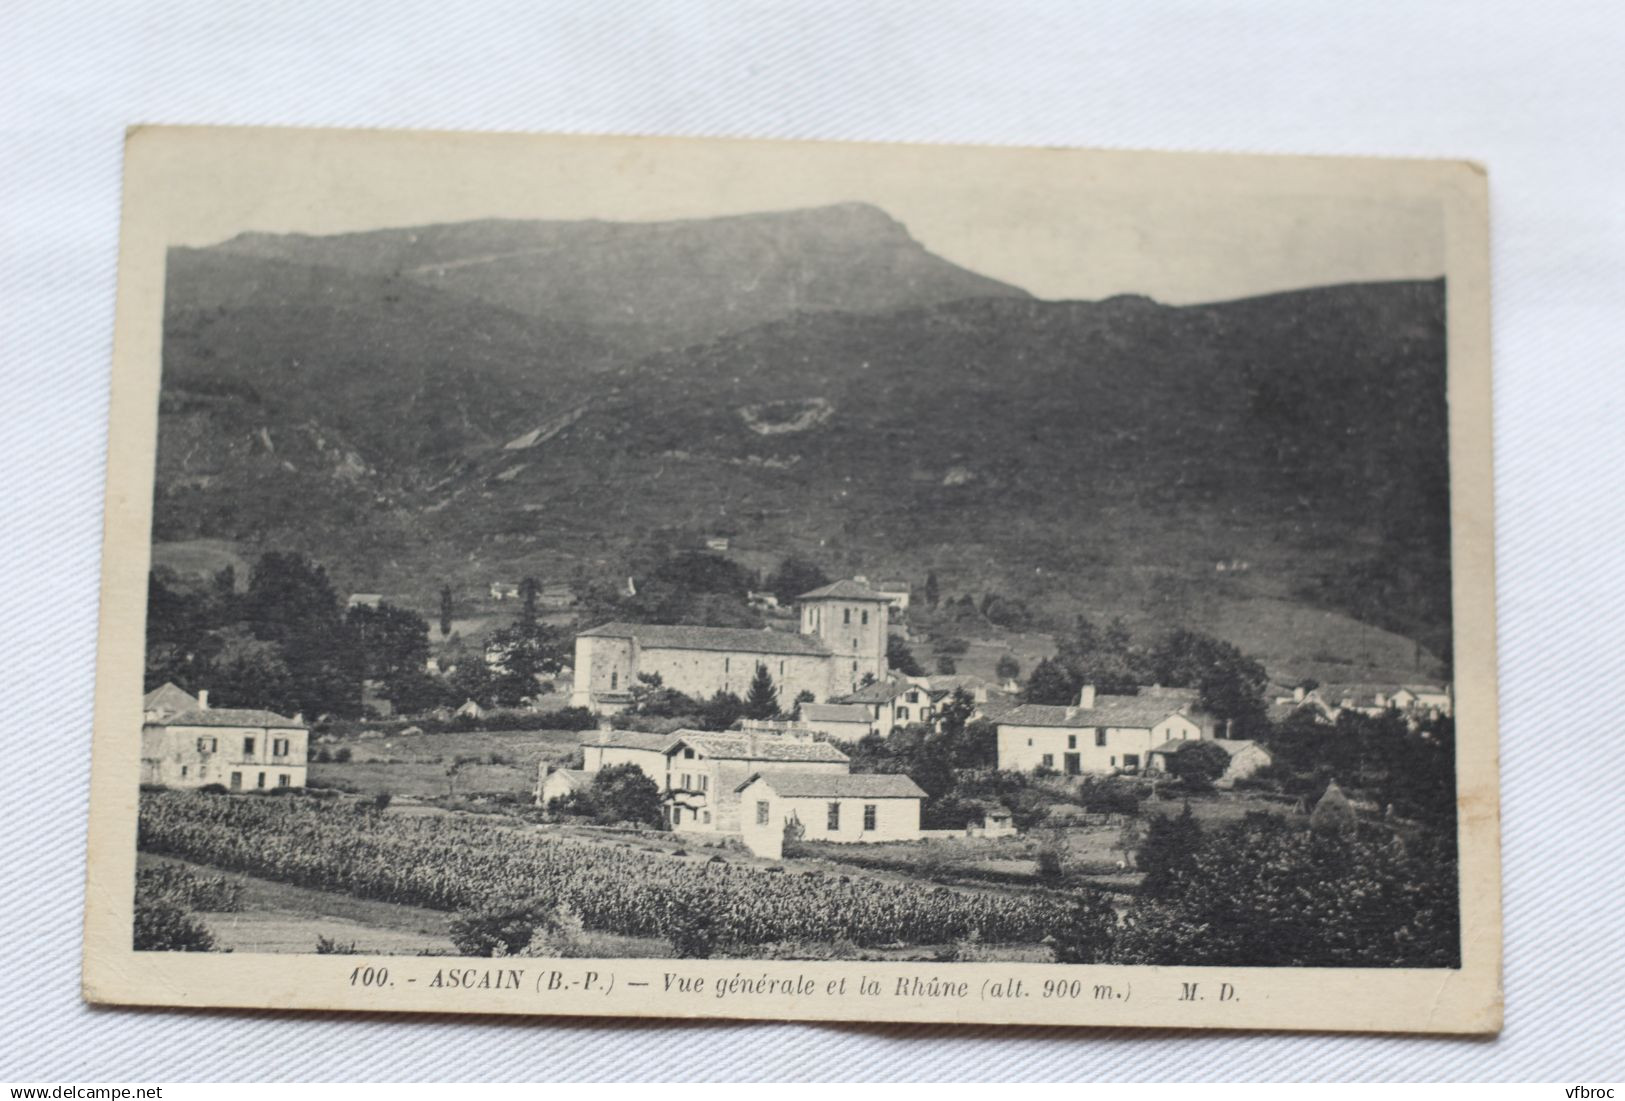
[152,205,1452,683]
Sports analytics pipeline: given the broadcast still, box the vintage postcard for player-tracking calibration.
[82,126,1500,1033]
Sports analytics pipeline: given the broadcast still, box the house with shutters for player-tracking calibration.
[658,730,850,833]
[571,579,893,713]
[833,676,946,736]
[140,687,308,790]
[737,772,926,857]
[995,684,1204,775]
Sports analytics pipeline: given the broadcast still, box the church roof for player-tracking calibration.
[577,622,831,656]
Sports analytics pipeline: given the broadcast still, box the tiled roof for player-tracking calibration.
[583,731,678,752]
[797,579,894,602]
[1140,685,1200,703]
[577,621,830,656]
[836,680,910,704]
[737,771,926,798]
[1000,694,1188,730]
[142,682,199,714]
[668,731,849,763]
[1149,738,1263,758]
[155,708,305,729]
[544,768,593,787]
[800,703,873,724]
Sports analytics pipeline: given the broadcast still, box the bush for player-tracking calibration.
[315,935,359,954]
[1173,741,1232,792]
[520,903,590,958]
[333,747,353,763]
[137,864,244,912]
[133,899,216,951]
[449,895,558,957]
[371,791,393,813]
[313,748,332,763]
[665,910,718,959]
[198,783,229,795]
[536,706,597,732]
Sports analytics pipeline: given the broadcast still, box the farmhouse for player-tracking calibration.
[580,729,674,776]
[660,731,849,833]
[571,579,892,712]
[996,685,1204,775]
[536,767,593,807]
[833,676,943,736]
[1147,738,1273,787]
[737,771,926,857]
[141,688,308,790]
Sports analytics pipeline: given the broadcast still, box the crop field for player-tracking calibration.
[138,791,1089,949]
[309,729,582,799]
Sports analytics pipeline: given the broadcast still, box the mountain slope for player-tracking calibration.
[153,208,1451,680]
[208,203,1031,355]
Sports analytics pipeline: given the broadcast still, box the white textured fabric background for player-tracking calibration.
[3,0,1623,1082]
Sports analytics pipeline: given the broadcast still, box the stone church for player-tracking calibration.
[570,579,892,713]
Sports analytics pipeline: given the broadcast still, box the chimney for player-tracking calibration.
[1293,685,1306,703]
[853,574,867,584]
[197,689,210,711]
[1064,707,1078,720]
[1078,684,1096,709]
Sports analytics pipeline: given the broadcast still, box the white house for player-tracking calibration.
[660,730,850,833]
[834,677,943,736]
[537,767,593,807]
[140,687,308,790]
[579,730,676,776]
[1146,738,1273,787]
[572,579,893,712]
[996,685,1204,775]
[798,702,875,741]
[737,771,926,857]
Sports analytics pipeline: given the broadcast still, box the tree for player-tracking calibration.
[518,577,541,627]
[886,634,924,677]
[1173,740,1232,792]
[1113,812,1459,967]
[347,602,431,706]
[935,654,958,675]
[790,689,816,719]
[765,556,830,604]
[243,551,360,717]
[1022,657,1076,705]
[439,585,454,638]
[744,664,780,720]
[200,626,293,711]
[924,571,940,609]
[1145,629,1269,736]
[701,690,745,731]
[588,762,664,827]
[1055,615,1140,695]
[1137,802,1204,900]
[994,654,1021,682]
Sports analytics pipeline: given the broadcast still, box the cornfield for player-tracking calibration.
[138,792,1071,947]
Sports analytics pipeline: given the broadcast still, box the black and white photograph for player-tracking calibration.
[81,128,1499,1032]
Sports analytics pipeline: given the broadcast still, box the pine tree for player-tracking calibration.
[925,571,940,609]
[439,585,453,638]
[744,664,779,720]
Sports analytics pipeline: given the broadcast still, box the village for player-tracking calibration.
[138,560,1457,954]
